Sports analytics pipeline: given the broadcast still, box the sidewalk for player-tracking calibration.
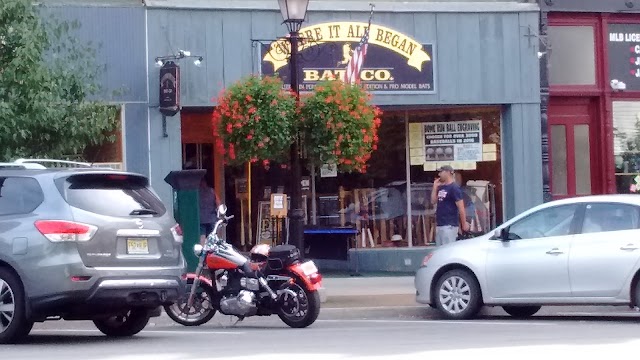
[319,275,416,306]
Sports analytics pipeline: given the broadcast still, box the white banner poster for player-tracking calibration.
[423,120,483,162]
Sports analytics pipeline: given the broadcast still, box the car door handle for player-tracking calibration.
[546,248,564,255]
[620,244,639,251]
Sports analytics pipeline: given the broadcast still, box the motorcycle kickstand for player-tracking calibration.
[231,316,244,327]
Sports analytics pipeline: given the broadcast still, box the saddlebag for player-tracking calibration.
[268,244,301,270]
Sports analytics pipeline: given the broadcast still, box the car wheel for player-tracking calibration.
[93,309,150,337]
[0,268,33,344]
[502,305,541,318]
[435,269,482,320]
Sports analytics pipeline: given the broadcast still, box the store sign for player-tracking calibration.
[159,61,180,116]
[423,120,483,162]
[260,22,435,93]
[608,23,640,91]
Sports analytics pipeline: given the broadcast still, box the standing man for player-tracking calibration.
[199,177,219,244]
[430,165,469,246]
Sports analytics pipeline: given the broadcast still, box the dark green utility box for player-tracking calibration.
[164,169,206,272]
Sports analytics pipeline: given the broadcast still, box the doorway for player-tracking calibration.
[181,111,235,243]
[548,98,599,199]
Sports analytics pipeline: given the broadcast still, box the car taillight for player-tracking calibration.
[34,220,97,242]
[422,253,434,267]
[171,224,183,243]
[309,272,322,285]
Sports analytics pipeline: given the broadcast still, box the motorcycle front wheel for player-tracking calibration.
[277,278,321,328]
[164,279,216,326]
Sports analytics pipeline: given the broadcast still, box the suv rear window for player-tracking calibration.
[57,174,166,217]
[0,177,44,215]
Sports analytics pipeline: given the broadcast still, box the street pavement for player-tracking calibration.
[4,276,640,359]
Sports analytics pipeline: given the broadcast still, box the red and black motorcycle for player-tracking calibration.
[164,204,322,328]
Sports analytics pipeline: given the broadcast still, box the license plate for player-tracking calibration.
[127,238,149,254]
[300,260,318,276]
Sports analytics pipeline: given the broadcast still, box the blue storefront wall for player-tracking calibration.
[40,3,150,178]
[145,1,542,220]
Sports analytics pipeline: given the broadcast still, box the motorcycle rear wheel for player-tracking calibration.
[277,278,321,328]
[164,279,216,326]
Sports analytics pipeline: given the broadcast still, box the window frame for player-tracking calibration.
[548,15,603,95]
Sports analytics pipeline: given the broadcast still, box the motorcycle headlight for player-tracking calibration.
[193,244,204,257]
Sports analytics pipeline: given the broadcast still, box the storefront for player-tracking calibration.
[142,0,543,271]
[540,0,640,199]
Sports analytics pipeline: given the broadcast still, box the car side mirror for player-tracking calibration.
[500,227,511,241]
[493,227,511,241]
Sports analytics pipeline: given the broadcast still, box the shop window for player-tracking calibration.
[312,112,409,249]
[548,26,596,85]
[613,101,640,193]
[408,107,502,245]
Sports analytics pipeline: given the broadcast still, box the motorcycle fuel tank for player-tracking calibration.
[206,254,240,270]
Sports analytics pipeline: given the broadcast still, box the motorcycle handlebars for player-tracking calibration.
[207,214,235,248]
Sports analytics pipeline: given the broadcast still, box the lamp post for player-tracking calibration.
[278,0,309,254]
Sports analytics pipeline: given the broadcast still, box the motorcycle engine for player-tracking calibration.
[219,290,258,317]
[240,277,260,291]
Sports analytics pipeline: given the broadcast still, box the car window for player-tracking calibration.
[0,177,44,216]
[508,204,578,240]
[581,203,640,234]
[57,174,166,217]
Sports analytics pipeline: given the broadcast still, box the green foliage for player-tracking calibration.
[0,0,117,161]
[300,80,381,173]
[213,75,296,165]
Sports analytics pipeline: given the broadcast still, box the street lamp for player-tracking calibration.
[278,0,309,255]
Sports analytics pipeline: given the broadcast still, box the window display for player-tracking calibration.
[408,107,503,245]
[613,101,640,194]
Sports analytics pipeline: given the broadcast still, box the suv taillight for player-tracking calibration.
[34,220,97,242]
[171,224,183,243]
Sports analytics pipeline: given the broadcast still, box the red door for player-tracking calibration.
[548,98,599,200]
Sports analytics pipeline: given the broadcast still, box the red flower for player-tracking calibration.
[247,134,253,140]
[246,95,253,102]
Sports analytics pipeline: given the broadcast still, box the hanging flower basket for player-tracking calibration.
[300,80,382,173]
[212,75,296,165]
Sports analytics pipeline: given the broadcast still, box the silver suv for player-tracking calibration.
[0,160,186,343]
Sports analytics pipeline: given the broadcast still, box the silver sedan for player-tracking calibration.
[415,194,640,319]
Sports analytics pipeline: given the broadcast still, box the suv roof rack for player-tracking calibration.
[0,162,47,170]
[1,159,117,170]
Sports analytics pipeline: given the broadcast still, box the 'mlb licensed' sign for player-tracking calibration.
[260,22,435,93]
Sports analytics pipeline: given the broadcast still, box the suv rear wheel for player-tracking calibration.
[93,309,150,337]
[0,268,33,344]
